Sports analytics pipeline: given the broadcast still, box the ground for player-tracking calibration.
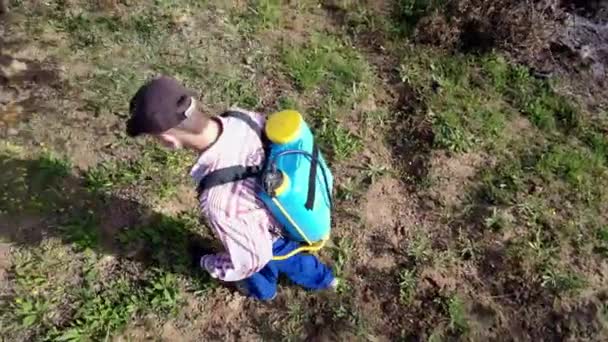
[1,0,607,341]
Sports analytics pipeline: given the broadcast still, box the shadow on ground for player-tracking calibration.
[0,152,219,285]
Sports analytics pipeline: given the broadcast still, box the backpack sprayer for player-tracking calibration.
[197,110,334,261]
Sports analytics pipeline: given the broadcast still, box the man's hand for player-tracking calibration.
[187,238,215,270]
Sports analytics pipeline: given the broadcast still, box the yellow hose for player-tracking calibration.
[270,197,328,261]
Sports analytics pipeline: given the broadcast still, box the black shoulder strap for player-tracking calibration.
[196,165,262,196]
[196,111,268,197]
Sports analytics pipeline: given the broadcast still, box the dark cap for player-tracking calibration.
[126,75,196,137]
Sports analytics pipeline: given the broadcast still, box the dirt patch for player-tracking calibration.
[0,243,12,282]
[155,184,198,215]
[427,151,491,209]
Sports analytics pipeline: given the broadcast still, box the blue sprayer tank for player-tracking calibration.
[257,110,333,243]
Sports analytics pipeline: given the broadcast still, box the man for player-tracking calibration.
[125,75,337,300]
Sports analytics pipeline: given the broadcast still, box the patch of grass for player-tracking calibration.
[498,65,580,133]
[401,51,511,152]
[239,0,282,32]
[52,8,173,50]
[50,276,143,342]
[0,149,72,214]
[483,207,512,231]
[84,144,190,200]
[118,214,202,274]
[392,0,446,36]
[536,144,604,200]
[282,33,372,106]
[4,239,191,341]
[213,72,261,108]
[312,103,363,161]
[594,226,608,257]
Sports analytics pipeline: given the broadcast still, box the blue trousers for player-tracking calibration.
[244,238,335,300]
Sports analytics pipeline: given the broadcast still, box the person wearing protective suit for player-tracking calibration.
[125,75,338,300]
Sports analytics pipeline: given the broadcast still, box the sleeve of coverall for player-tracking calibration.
[199,210,274,282]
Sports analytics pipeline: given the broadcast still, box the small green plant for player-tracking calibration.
[541,269,586,293]
[315,115,362,161]
[362,162,390,184]
[332,237,353,278]
[457,229,477,260]
[12,297,49,329]
[484,207,509,231]
[53,277,144,341]
[447,295,468,334]
[280,301,306,341]
[398,269,417,304]
[336,177,359,201]
[58,214,100,251]
[145,270,182,315]
[407,234,432,264]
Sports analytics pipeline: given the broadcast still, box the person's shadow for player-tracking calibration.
[0,151,220,290]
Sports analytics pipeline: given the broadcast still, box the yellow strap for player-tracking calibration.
[272,238,327,261]
[270,197,327,261]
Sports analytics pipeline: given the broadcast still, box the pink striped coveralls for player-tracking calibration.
[190,108,282,282]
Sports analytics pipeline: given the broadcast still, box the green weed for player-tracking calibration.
[401,51,511,152]
[214,73,261,108]
[53,9,171,49]
[315,116,362,161]
[12,297,50,329]
[331,237,353,279]
[407,234,433,264]
[447,295,468,334]
[52,277,143,341]
[336,177,360,201]
[343,5,394,36]
[541,269,586,293]
[280,301,306,341]
[145,269,182,315]
[483,207,511,231]
[362,162,390,184]
[398,268,417,304]
[59,214,100,252]
[502,65,580,133]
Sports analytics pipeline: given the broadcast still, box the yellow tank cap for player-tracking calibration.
[274,172,290,197]
[265,110,303,144]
